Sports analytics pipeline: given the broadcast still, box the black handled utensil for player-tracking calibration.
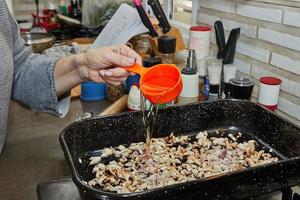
[134,0,159,37]
[223,28,240,64]
[35,0,39,15]
[148,0,171,33]
[214,21,226,59]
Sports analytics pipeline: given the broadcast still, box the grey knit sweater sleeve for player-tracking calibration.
[8,12,69,117]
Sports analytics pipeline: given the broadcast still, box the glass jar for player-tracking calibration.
[132,34,152,58]
[158,35,176,64]
[159,52,175,64]
[106,84,126,103]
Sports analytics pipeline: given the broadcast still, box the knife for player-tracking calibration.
[223,28,240,64]
[214,21,226,59]
[133,0,158,37]
[147,0,171,33]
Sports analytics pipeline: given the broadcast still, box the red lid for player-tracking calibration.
[190,26,211,32]
[260,77,281,85]
[258,103,278,111]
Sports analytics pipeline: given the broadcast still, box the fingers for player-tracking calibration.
[98,72,128,82]
[118,45,142,65]
[104,52,136,68]
[99,67,129,78]
[106,80,123,86]
[99,75,126,86]
[111,45,142,65]
[84,45,141,82]
[98,67,129,85]
[88,70,105,83]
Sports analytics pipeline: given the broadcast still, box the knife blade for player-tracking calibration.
[223,28,240,64]
[214,21,226,59]
[148,0,171,34]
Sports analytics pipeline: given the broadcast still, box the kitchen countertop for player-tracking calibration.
[0,99,110,200]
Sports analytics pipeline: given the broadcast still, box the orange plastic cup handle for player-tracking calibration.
[123,63,149,76]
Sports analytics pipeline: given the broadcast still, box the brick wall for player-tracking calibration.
[197,0,300,126]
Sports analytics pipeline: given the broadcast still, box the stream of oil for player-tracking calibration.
[140,93,159,156]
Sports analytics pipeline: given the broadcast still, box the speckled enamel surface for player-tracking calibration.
[60,100,300,200]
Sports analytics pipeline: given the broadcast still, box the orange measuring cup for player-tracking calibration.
[124,63,182,104]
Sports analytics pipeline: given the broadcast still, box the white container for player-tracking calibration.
[258,77,281,111]
[179,73,199,98]
[189,26,211,59]
[127,85,151,111]
[127,85,141,111]
[224,64,237,83]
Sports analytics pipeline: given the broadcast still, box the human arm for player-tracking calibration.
[53,45,141,97]
[9,14,140,117]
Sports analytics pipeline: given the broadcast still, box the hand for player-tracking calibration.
[76,45,142,85]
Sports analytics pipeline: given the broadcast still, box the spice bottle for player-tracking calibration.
[158,35,176,64]
[178,49,199,105]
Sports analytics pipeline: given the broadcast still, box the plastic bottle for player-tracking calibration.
[178,49,199,105]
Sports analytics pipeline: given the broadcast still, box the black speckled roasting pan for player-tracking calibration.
[60,100,300,200]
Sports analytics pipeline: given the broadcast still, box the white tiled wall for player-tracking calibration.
[236,42,270,63]
[283,9,300,28]
[258,28,300,52]
[198,0,300,125]
[199,0,235,14]
[236,3,283,23]
[222,18,257,39]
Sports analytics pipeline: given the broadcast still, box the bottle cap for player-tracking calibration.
[143,57,162,68]
[229,77,254,87]
[182,67,197,75]
[158,35,176,54]
[260,77,281,85]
